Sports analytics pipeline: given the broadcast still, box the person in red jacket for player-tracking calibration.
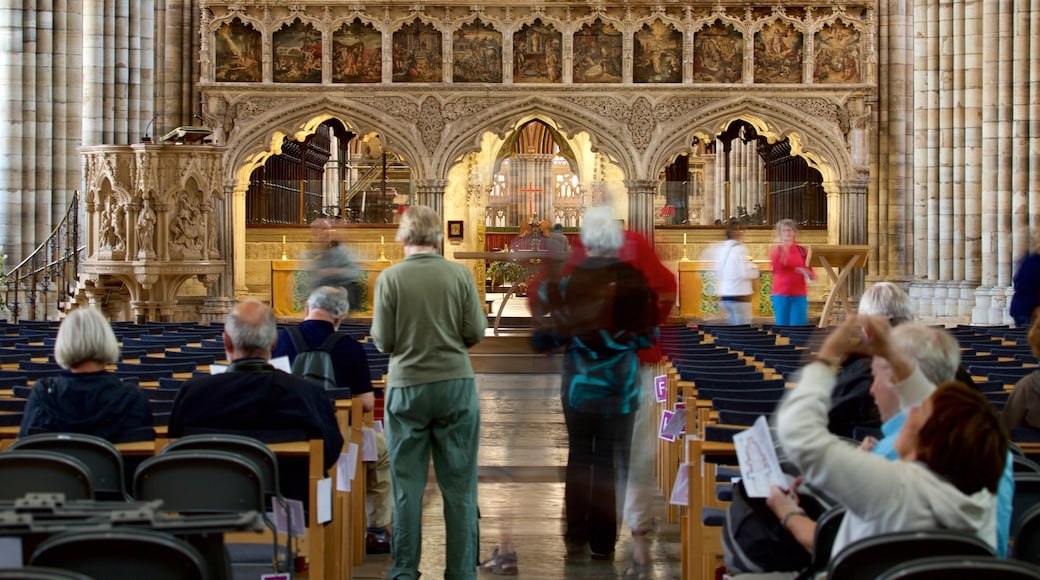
[769,219,816,325]
[524,223,676,576]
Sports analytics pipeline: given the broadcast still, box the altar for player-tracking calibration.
[678,260,774,319]
[270,259,391,318]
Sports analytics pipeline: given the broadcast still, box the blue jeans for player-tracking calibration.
[771,295,808,326]
[721,297,752,325]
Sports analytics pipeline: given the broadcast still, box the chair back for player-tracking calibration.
[0,567,93,579]
[796,505,847,579]
[827,530,994,580]
[1014,502,1040,565]
[1014,473,1040,537]
[0,450,93,500]
[162,434,280,498]
[30,529,208,580]
[876,555,1040,579]
[133,450,264,513]
[9,433,130,500]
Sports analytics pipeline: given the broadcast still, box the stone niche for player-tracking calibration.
[79,144,230,323]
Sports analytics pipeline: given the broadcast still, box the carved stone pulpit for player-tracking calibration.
[79,144,230,322]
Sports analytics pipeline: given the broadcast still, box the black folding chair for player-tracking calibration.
[9,432,131,500]
[0,450,93,500]
[827,530,994,580]
[876,555,1040,579]
[30,529,208,580]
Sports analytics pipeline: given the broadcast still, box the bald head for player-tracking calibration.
[223,299,278,360]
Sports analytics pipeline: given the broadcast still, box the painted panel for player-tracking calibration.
[453,20,503,83]
[634,21,682,84]
[814,22,861,83]
[754,21,803,83]
[393,21,443,82]
[692,22,743,83]
[333,19,382,83]
[273,20,322,83]
[513,21,562,83]
[214,19,262,83]
[572,20,622,83]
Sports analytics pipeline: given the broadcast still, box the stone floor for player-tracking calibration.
[352,372,684,579]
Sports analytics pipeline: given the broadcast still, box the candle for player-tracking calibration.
[683,233,687,245]
[380,235,385,245]
[282,235,286,244]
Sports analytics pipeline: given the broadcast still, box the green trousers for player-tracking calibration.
[385,378,480,580]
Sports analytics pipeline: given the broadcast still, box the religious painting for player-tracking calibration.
[214,19,262,82]
[634,21,682,83]
[273,20,322,83]
[754,20,803,83]
[692,22,743,83]
[453,20,502,83]
[572,20,622,83]
[513,20,562,83]
[333,19,382,83]
[814,21,861,83]
[393,21,443,82]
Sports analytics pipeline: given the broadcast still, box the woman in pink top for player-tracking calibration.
[769,219,815,325]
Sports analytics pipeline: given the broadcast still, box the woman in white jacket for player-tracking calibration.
[773,316,1009,559]
[712,223,759,325]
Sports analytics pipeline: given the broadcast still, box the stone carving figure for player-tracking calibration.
[137,197,157,257]
[111,202,126,251]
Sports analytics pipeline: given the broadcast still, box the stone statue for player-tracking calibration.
[137,197,157,257]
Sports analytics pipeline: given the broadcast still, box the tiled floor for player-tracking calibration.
[352,372,683,579]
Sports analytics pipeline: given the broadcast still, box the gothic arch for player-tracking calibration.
[435,96,636,179]
[649,96,854,184]
[221,97,429,191]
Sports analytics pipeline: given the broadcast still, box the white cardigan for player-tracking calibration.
[776,362,997,557]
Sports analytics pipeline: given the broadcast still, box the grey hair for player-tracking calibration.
[859,282,914,325]
[224,298,278,353]
[308,285,350,317]
[890,323,961,384]
[54,307,120,369]
[775,218,797,238]
[396,206,443,247]
[580,206,623,254]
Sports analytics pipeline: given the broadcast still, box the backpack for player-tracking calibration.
[285,327,345,392]
[722,477,832,575]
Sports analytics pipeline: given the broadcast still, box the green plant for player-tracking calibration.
[486,260,526,290]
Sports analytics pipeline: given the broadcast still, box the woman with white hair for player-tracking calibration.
[19,307,154,442]
[532,206,659,560]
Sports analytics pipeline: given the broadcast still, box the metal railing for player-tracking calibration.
[3,191,82,321]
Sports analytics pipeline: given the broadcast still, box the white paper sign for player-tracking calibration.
[209,363,227,374]
[362,428,377,462]
[269,355,292,373]
[669,463,689,506]
[271,498,306,536]
[335,444,359,492]
[661,406,687,438]
[316,477,333,524]
[732,415,787,498]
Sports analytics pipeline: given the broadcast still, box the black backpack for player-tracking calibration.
[722,477,832,575]
[285,327,346,392]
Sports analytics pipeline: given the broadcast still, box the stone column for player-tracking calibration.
[233,184,249,295]
[625,179,657,247]
[415,179,447,220]
[701,150,716,226]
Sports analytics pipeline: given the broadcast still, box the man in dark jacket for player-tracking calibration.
[168,299,344,473]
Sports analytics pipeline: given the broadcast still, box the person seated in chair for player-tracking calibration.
[168,299,343,473]
[762,317,1009,574]
[272,286,392,554]
[19,307,154,443]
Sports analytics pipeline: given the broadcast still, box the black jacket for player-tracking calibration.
[19,370,154,442]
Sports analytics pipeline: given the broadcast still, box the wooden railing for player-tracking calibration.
[3,191,82,321]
